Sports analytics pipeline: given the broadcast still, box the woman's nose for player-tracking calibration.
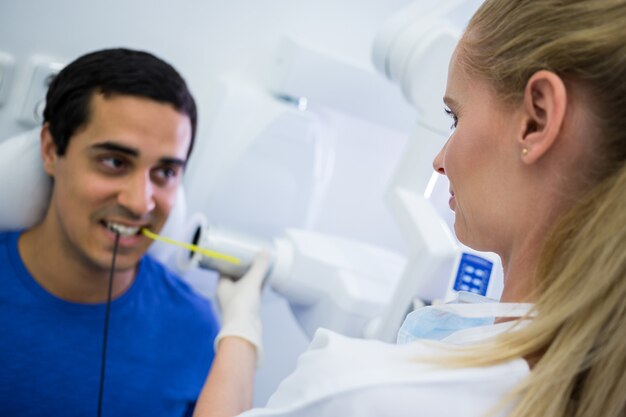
[432,140,448,175]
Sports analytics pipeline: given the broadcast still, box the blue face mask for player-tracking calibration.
[396,293,532,344]
[396,306,493,343]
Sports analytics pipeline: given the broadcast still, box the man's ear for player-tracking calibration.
[519,70,567,164]
[41,123,59,176]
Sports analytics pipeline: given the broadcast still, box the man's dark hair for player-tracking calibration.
[43,48,197,157]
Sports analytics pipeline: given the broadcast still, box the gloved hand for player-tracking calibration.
[214,250,271,368]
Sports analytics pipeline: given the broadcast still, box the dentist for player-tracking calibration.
[195,0,626,416]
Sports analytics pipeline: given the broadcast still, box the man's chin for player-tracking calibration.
[96,248,144,271]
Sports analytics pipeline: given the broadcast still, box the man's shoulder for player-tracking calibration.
[140,255,200,294]
[139,255,215,315]
[0,230,20,260]
[140,254,184,280]
[0,230,18,245]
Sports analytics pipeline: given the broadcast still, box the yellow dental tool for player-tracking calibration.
[141,228,241,265]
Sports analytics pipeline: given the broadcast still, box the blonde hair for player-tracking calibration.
[438,1,626,416]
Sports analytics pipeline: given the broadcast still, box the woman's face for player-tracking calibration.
[433,49,525,253]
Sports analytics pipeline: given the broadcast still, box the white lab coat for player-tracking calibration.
[239,322,529,417]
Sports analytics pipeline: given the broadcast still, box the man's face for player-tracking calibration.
[42,93,192,272]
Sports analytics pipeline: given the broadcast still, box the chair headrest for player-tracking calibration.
[0,128,51,230]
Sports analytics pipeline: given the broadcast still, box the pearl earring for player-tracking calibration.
[522,148,529,156]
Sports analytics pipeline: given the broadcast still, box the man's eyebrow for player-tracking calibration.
[160,157,187,167]
[91,141,187,166]
[91,141,139,157]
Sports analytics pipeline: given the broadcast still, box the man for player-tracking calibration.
[0,48,219,417]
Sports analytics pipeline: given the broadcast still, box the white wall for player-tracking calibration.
[0,0,416,140]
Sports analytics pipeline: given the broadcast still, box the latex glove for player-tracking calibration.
[214,251,271,368]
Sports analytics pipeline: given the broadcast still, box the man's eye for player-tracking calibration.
[162,167,177,178]
[101,156,126,170]
[153,166,181,183]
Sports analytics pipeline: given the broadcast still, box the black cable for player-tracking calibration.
[97,232,120,417]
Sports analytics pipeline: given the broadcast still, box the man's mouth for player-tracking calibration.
[103,221,142,237]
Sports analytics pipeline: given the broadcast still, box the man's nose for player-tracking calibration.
[117,172,156,216]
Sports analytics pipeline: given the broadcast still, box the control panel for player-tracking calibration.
[452,252,493,296]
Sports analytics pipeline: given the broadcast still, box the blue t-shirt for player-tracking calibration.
[0,230,220,417]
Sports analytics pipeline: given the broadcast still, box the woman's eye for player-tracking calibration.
[444,108,458,130]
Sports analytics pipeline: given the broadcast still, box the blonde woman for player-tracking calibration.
[196,0,626,416]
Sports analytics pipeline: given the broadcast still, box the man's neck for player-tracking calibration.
[18,224,136,303]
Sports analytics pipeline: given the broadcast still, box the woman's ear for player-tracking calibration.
[41,123,59,176]
[519,70,567,164]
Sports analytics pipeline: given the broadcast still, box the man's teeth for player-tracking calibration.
[107,222,140,236]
